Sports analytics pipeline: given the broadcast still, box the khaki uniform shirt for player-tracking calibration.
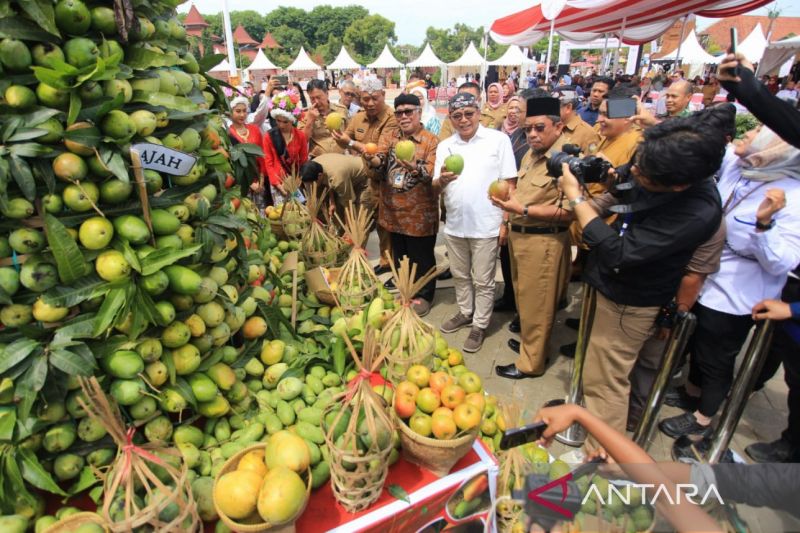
[344,106,399,182]
[438,111,496,141]
[562,114,600,155]
[510,137,572,228]
[596,128,642,167]
[482,103,508,130]
[300,102,349,158]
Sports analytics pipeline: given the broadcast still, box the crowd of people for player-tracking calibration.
[225,54,800,478]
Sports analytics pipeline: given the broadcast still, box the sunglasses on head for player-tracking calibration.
[394,107,419,117]
[524,124,547,133]
[450,110,476,121]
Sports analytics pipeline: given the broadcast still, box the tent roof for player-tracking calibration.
[490,0,773,46]
[408,43,444,68]
[209,58,231,72]
[489,45,528,66]
[328,46,361,70]
[756,35,800,76]
[232,24,258,46]
[245,49,279,71]
[737,22,768,63]
[658,30,721,64]
[448,42,485,67]
[260,32,280,49]
[184,5,208,27]
[367,44,403,69]
[286,46,321,71]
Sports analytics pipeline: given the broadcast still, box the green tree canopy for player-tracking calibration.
[230,10,267,44]
[266,25,307,68]
[307,5,368,50]
[425,24,507,64]
[343,15,397,64]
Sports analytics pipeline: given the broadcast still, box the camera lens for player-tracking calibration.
[546,151,577,178]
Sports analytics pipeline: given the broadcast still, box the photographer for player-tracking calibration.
[559,117,725,446]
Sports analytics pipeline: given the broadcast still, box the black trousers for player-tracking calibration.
[499,243,516,307]
[754,277,800,454]
[688,303,753,417]
[390,232,437,303]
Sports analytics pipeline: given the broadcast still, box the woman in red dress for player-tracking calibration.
[228,95,270,209]
[262,90,308,204]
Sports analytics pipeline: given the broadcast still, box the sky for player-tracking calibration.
[179,1,799,45]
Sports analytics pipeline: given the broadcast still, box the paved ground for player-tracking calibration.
[364,230,800,531]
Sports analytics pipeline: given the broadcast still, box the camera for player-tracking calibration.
[546,144,612,184]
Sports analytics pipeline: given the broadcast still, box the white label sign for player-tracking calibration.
[131,143,197,176]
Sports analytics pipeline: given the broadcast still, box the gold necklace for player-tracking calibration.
[234,125,249,140]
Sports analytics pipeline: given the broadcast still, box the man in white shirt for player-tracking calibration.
[434,93,517,352]
[776,80,799,103]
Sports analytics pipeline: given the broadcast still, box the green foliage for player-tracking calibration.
[266,25,307,68]
[343,15,397,64]
[425,24,508,65]
[735,113,759,139]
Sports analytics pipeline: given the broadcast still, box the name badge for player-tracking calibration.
[390,169,406,190]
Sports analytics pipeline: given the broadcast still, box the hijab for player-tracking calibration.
[738,126,800,182]
[503,80,516,103]
[501,96,522,135]
[410,87,437,131]
[487,82,504,109]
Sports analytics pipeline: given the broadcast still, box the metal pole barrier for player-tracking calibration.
[633,312,697,447]
[555,284,597,447]
[707,320,774,464]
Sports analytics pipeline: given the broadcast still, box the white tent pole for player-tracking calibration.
[545,18,556,79]
[482,32,489,88]
[601,34,609,74]
[673,15,689,72]
[222,0,237,78]
[613,17,627,74]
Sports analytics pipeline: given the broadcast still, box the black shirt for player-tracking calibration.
[582,178,722,307]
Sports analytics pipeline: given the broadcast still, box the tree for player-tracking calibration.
[344,15,396,64]
[307,5,368,50]
[266,25,306,68]
[264,7,310,43]
[315,34,344,66]
[424,24,507,64]
[230,10,267,44]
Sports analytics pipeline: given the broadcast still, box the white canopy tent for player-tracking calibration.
[489,45,528,67]
[286,46,322,72]
[408,43,445,68]
[448,41,486,80]
[737,23,768,64]
[245,49,279,72]
[327,46,361,70]
[658,30,721,65]
[368,44,403,69]
[210,58,232,72]
[756,36,800,76]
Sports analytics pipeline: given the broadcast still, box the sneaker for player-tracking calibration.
[411,298,431,318]
[664,386,700,411]
[463,327,485,353]
[437,269,453,281]
[508,315,520,333]
[659,412,712,439]
[745,437,794,463]
[384,278,396,291]
[440,312,473,333]
[374,264,391,276]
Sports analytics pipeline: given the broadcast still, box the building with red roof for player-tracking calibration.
[699,15,800,49]
[260,32,281,50]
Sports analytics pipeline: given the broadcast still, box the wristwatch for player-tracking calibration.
[569,195,587,208]
[756,219,775,231]
[348,140,355,148]
[522,206,529,218]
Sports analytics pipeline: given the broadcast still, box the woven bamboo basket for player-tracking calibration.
[305,267,340,306]
[213,443,312,533]
[393,411,477,477]
[43,513,109,533]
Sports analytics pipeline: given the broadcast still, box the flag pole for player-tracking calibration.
[222,0,238,80]
[545,18,556,80]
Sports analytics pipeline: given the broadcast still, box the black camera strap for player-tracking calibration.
[608,192,677,214]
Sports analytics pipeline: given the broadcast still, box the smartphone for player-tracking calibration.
[606,98,637,119]
[499,421,548,450]
[723,27,740,77]
[275,75,289,88]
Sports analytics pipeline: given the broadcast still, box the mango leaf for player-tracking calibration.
[8,142,51,158]
[8,156,35,201]
[15,352,47,420]
[30,66,73,90]
[0,407,15,441]
[199,54,225,72]
[0,338,38,374]
[43,274,108,307]
[92,286,127,337]
[67,91,81,126]
[7,127,48,142]
[0,17,59,42]
[50,349,94,376]
[76,55,106,85]
[162,349,176,385]
[51,314,98,347]
[99,146,129,182]
[20,108,61,127]
[63,126,101,148]
[174,378,197,409]
[0,0,13,17]
[387,484,411,504]
[206,215,247,231]
[31,158,56,194]
[78,93,124,123]
[17,0,60,37]
[68,466,100,496]
[114,238,142,274]
[18,448,68,496]
[44,214,90,283]
[132,91,201,114]
[140,244,202,276]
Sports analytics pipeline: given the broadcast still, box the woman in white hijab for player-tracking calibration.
[409,86,441,136]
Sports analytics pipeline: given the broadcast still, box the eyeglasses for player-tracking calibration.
[342,92,357,98]
[394,107,419,117]
[450,110,477,121]
[523,124,547,133]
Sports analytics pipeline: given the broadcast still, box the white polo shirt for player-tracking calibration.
[434,125,517,239]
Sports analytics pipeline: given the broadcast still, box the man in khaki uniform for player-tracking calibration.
[491,97,574,379]
[438,82,496,141]
[299,153,368,220]
[333,78,398,271]
[300,79,349,158]
[554,88,600,155]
